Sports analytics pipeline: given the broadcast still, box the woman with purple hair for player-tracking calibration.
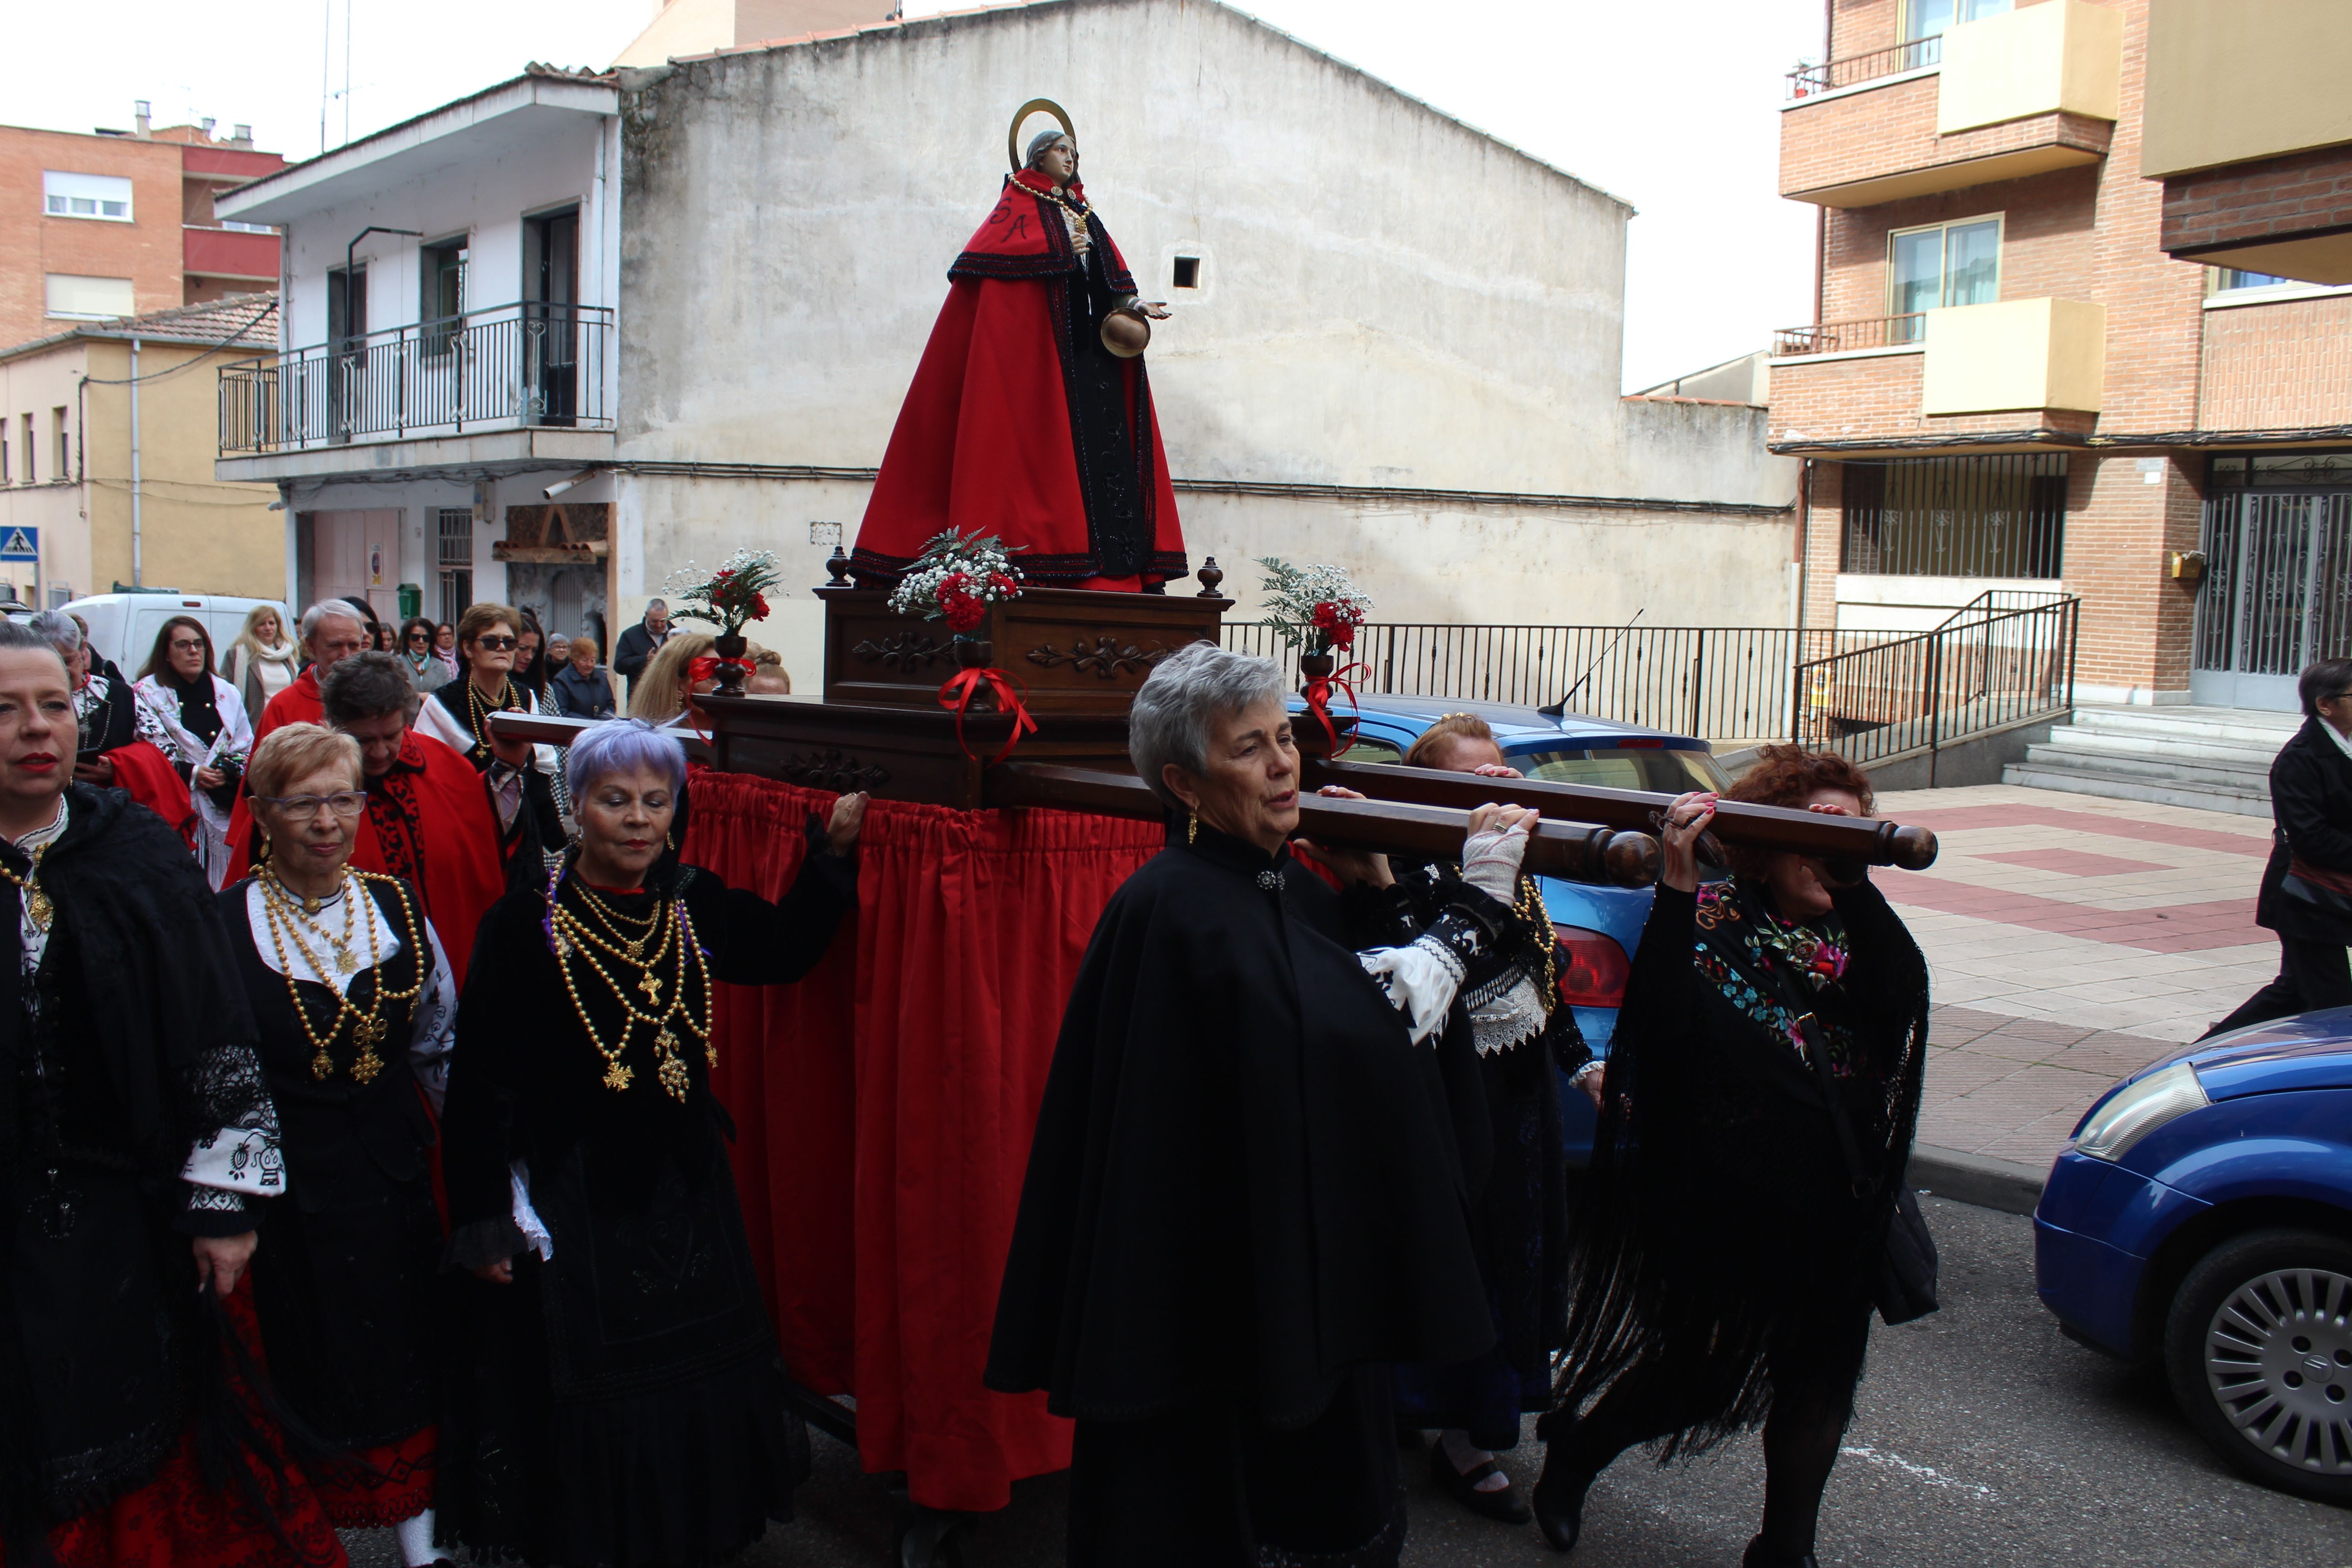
[434,718,867,1566]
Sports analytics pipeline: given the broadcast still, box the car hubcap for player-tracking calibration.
[2204,1266,2352,1474]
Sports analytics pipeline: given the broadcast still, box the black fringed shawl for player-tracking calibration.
[1550,873,1929,1457]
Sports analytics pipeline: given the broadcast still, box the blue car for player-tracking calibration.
[1289,695,1730,1160]
[2034,1011,2352,1504]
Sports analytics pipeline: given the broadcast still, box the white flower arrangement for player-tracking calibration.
[1256,557,1372,654]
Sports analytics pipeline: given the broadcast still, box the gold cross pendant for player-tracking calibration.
[352,1045,383,1086]
[310,1048,334,1079]
[638,971,663,1003]
[603,1060,633,1091]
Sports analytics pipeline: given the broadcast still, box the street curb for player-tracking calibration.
[1906,1143,2047,1216]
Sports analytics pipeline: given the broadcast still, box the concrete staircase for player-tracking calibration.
[2001,706,2302,816]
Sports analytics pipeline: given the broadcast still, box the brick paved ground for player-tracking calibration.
[1870,782,2282,1169]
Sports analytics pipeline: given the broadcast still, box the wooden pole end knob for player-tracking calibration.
[1604,830,1660,887]
[1889,824,1938,870]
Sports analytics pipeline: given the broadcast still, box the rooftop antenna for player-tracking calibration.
[1539,608,1645,719]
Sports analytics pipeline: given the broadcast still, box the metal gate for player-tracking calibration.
[2193,487,2352,710]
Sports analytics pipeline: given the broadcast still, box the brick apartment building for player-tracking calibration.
[0,104,284,353]
[1770,0,2352,711]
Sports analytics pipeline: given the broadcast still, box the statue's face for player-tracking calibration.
[1033,135,1077,184]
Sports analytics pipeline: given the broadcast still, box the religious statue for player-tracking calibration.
[852,101,1187,592]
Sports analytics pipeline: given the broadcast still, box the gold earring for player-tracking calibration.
[1187,812,1198,845]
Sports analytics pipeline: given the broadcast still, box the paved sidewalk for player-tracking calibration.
[1870,783,2282,1170]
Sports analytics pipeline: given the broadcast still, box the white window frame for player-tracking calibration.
[41,171,132,223]
[1886,211,2006,318]
[43,274,136,322]
[1900,0,2014,44]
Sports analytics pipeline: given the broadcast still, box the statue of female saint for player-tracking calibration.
[851,105,1187,592]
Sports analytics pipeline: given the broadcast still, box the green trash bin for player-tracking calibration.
[397,583,422,621]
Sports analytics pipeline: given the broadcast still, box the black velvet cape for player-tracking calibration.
[1550,876,1929,1457]
[0,785,278,1532]
[434,838,854,1568]
[985,823,1496,1433]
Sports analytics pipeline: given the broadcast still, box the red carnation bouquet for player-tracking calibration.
[887,529,1026,634]
[665,549,784,636]
[1257,557,1372,656]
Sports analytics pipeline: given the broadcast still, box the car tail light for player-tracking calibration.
[1553,923,1630,1007]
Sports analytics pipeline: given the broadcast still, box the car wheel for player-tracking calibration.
[2164,1228,2352,1505]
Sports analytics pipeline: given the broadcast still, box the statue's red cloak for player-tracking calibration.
[851,169,1186,591]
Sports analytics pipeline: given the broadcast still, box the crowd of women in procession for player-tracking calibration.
[0,612,1934,1568]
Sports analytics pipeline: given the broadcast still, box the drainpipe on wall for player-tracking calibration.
[128,336,142,588]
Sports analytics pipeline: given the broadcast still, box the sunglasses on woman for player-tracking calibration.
[475,635,519,652]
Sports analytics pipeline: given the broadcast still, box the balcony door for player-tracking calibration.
[1888,216,2001,340]
[1902,0,2011,41]
[2194,456,2352,710]
[523,207,580,426]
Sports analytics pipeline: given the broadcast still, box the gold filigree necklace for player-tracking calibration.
[258,868,425,1084]
[549,879,713,1101]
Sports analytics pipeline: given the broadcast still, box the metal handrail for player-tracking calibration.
[1772,314,1927,357]
[1786,35,1942,98]
[1792,596,2081,780]
[218,299,613,455]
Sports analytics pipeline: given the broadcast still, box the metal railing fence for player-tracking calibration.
[1793,594,2081,773]
[219,300,613,455]
[1771,313,1927,357]
[1786,35,1941,98]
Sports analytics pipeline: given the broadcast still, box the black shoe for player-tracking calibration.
[1431,1447,1533,1525]
[1742,1537,1820,1568]
[1529,1455,1595,1552]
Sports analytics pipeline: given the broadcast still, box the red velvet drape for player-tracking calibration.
[683,771,1163,1512]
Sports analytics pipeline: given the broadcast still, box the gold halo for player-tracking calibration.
[1007,98,1076,173]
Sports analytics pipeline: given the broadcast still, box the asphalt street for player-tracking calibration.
[347,1198,2352,1568]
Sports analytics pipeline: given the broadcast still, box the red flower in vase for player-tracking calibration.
[750,593,770,621]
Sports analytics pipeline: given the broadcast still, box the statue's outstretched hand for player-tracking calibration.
[1138,301,1172,320]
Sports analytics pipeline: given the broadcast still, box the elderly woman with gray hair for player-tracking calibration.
[987,643,1537,1568]
[433,718,865,1568]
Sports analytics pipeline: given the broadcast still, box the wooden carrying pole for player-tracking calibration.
[1303,756,1938,871]
[988,764,1659,888]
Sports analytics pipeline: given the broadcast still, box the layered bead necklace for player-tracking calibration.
[548,870,713,1102]
[258,867,424,1084]
[462,676,523,765]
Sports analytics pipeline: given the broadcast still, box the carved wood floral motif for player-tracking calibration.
[1024,636,1175,680]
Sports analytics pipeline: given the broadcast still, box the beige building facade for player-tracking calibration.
[0,295,283,604]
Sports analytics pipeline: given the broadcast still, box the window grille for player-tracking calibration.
[1840,454,2067,580]
[436,507,474,626]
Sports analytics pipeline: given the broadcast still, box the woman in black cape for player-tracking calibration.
[1531,745,1931,1568]
[435,718,865,1567]
[986,644,1542,1568]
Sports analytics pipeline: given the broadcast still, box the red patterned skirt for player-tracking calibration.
[29,1287,344,1568]
[306,1426,436,1529]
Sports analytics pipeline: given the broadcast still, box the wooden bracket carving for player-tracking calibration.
[852,631,946,670]
[781,750,891,792]
[1025,636,1175,680]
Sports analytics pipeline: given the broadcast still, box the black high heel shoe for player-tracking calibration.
[1529,1456,1596,1553]
[1742,1536,1821,1568]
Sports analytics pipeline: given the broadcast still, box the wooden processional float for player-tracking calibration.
[491,556,1940,886]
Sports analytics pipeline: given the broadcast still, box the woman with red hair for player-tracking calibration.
[1534,746,1931,1568]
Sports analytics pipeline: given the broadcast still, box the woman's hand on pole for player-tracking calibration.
[1294,786,1393,888]
[1659,790,1717,893]
[1460,803,1537,900]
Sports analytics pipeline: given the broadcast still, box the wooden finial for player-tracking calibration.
[1196,556,1225,598]
[825,544,852,587]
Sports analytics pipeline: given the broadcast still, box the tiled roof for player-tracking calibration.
[0,293,278,360]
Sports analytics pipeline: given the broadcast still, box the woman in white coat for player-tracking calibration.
[132,613,255,888]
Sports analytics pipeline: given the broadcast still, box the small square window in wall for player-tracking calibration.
[1172,256,1201,289]
[41,172,133,223]
[44,274,134,321]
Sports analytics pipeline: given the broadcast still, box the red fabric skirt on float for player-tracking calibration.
[22,1282,343,1568]
[683,771,1164,1513]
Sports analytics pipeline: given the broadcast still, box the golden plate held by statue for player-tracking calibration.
[1100,307,1151,359]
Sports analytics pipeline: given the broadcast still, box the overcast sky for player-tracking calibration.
[1,0,1825,391]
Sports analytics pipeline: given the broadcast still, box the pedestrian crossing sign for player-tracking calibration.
[0,529,35,562]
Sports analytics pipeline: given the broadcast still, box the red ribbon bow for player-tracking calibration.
[1302,661,1368,754]
[686,655,724,685]
[936,666,1040,766]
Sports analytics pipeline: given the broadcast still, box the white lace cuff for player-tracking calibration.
[1357,933,1466,1045]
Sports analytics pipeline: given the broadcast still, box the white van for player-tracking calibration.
[59,593,291,680]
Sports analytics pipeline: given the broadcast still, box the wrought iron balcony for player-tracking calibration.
[219,301,612,456]
[1772,314,1927,357]
[1786,37,1940,100]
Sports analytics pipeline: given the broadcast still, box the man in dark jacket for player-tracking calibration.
[2206,657,2352,1037]
[612,599,671,682]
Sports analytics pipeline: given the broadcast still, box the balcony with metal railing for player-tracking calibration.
[1779,2,2120,209]
[217,300,613,477]
[1772,314,1927,358]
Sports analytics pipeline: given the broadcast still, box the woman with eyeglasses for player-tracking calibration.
[132,614,255,889]
[435,719,863,1567]
[399,616,451,695]
[415,603,566,877]
[226,723,458,1568]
